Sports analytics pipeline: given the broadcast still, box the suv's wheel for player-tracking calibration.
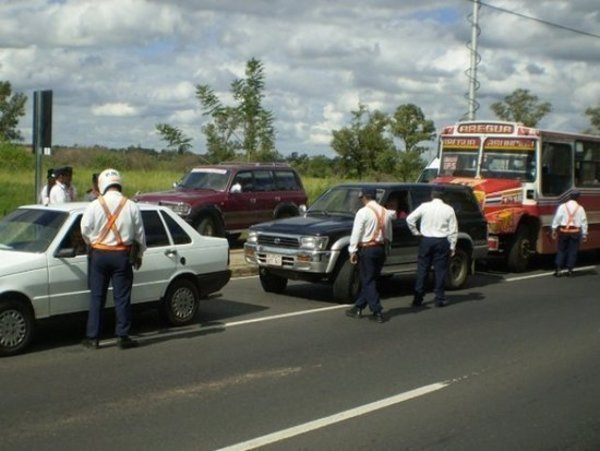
[196,216,224,238]
[333,258,359,304]
[507,226,533,273]
[0,300,34,357]
[259,269,288,294]
[445,247,469,290]
[161,279,200,326]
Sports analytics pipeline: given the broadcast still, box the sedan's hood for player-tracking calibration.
[250,215,353,236]
[0,250,46,278]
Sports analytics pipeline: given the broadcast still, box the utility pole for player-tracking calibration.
[466,0,481,121]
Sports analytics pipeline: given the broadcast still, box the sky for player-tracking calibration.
[1,0,599,158]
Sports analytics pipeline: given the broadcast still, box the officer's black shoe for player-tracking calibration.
[345,307,362,319]
[370,312,385,323]
[435,301,447,308]
[411,298,423,307]
[567,270,574,277]
[118,336,139,349]
[553,269,562,277]
[82,337,99,349]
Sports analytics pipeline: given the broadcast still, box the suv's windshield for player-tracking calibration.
[308,187,366,216]
[0,209,67,252]
[179,169,230,191]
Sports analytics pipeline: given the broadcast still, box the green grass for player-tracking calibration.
[0,170,345,216]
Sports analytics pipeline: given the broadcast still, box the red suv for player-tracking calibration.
[134,163,307,237]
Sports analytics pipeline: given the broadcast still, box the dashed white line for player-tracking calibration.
[505,265,596,282]
[216,381,450,451]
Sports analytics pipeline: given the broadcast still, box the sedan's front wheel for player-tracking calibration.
[0,300,34,357]
[161,279,200,326]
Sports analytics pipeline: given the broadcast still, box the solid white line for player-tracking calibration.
[505,265,596,282]
[216,381,450,451]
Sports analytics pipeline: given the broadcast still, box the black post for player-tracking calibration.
[33,90,53,203]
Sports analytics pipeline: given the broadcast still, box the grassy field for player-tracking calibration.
[0,168,342,217]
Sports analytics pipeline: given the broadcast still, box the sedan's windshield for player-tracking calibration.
[179,169,230,191]
[0,209,68,252]
[308,187,364,216]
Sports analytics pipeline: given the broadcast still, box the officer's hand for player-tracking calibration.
[350,253,358,265]
[583,235,588,243]
[450,249,455,257]
[551,231,557,240]
[134,257,142,270]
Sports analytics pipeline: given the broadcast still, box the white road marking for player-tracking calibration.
[505,265,596,282]
[216,381,450,451]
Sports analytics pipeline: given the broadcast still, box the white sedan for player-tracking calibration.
[0,202,231,356]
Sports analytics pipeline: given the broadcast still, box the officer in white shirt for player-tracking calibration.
[48,167,71,204]
[80,168,146,349]
[551,190,588,277]
[345,187,393,323]
[407,188,458,307]
[39,168,55,206]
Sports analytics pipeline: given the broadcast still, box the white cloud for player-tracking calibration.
[92,102,139,117]
[0,1,598,155]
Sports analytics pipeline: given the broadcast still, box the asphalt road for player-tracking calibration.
[1,257,600,451]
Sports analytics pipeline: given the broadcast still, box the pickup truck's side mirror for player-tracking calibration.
[230,183,242,193]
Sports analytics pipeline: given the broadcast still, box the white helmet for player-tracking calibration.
[98,168,122,195]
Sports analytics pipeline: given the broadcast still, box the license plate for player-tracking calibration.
[266,254,282,266]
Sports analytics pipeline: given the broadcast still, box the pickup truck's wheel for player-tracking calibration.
[445,247,469,290]
[507,226,533,273]
[196,216,224,238]
[333,258,359,304]
[259,269,288,294]
[161,279,200,326]
[0,300,34,357]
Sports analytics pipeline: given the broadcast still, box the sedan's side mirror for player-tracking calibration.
[54,248,77,259]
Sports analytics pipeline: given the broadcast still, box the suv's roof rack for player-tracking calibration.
[217,161,290,167]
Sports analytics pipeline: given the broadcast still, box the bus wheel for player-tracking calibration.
[507,226,533,273]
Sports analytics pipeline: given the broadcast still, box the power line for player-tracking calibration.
[469,0,600,40]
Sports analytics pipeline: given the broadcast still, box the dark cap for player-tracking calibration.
[54,167,69,177]
[47,168,55,179]
[63,166,73,175]
[358,187,377,199]
[569,190,581,200]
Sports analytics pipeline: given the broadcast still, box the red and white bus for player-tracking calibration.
[434,121,600,271]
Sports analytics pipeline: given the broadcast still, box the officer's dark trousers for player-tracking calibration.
[414,237,450,304]
[355,245,385,313]
[87,249,133,339]
[555,233,581,271]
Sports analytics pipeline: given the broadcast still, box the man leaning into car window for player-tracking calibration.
[80,168,146,350]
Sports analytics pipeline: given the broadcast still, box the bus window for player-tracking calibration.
[575,140,600,187]
[541,142,573,196]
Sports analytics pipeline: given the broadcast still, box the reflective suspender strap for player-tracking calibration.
[93,196,130,250]
[361,204,386,247]
[559,204,581,234]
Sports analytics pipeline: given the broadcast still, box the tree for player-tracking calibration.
[490,88,551,127]
[155,123,193,154]
[196,58,280,162]
[584,106,600,135]
[0,81,27,142]
[389,104,436,154]
[330,104,395,179]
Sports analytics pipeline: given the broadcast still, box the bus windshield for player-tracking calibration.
[439,137,480,177]
[480,138,536,182]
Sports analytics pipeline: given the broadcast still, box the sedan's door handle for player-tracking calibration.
[164,249,177,257]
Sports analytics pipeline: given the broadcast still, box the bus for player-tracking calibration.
[434,121,600,272]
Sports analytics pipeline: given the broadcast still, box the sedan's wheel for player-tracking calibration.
[161,279,200,326]
[445,247,469,290]
[0,300,34,357]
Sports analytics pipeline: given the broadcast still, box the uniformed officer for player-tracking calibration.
[551,190,588,277]
[80,168,146,349]
[39,168,55,206]
[345,187,393,323]
[48,167,71,204]
[407,188,458,307]
[63,166,78,201]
